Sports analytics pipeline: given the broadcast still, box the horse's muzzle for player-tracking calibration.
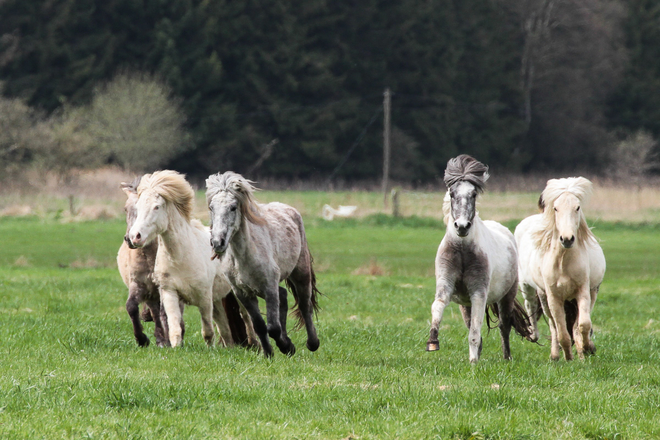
[124,235,138,250]
[560,235,575,248]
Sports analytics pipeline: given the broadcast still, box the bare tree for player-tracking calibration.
[84,72,190,172]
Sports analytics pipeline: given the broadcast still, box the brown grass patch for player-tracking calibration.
[352,259,388,276]
[13,256,30,267]
[69,258,106,269]
[0,205,33,217]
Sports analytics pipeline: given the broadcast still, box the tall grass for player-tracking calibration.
[0,217,659,438]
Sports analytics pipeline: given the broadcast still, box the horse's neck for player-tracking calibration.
[228,220,260,267]
[158,212,196,262]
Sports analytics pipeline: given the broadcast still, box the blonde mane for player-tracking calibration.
[206,171,266,225]
[534,177,596,251]
[137,170,195,221]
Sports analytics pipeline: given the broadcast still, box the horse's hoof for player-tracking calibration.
[426,341,440,352]
[306,338,320,352]
[137,334,150,347]
[286,344,296,357]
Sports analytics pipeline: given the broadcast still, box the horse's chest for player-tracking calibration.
[438,241,490,304]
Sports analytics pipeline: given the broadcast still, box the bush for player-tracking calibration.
[84,72,190,172]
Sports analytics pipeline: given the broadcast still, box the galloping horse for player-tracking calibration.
[206,171,320,358]
[117,176,173,347]
[426,155,532,363]
[516,177,606,360]
[127,170,256,348]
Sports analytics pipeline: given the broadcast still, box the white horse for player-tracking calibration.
[426,155,532,363]
[127,170,256,348]
[515,177,605,361]
[206,171,320,358]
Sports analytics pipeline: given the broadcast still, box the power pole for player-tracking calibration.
[382,88,391,208]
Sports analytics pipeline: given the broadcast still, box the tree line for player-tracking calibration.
[0,0,658,183]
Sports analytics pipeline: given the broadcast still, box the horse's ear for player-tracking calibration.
[120,182,135,196]
[537,194,545,212]
[232,181,243,193]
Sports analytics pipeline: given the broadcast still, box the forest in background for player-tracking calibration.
[0,0,658,185]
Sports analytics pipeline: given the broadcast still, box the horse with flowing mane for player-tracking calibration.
[206,171,320,358]
[127,170,256,348]
[426,154,533,363]
[117,176,173,347]
[515,177,605,360]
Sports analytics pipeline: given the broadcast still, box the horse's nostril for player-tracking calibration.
[466,221,472,229]
[219,238,226,248]
[136,232,141,241]
[454,222,459,229]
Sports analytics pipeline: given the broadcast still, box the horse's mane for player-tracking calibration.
[137,170,194,221]
[443,154,489,192]
[205,171,266,225]
[534,177,596,251]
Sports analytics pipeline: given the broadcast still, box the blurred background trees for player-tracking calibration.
[0,0,658,184]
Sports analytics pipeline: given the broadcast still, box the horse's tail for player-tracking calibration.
[286,252,321,331]
[511,299,535,341]
[486,300,534,341]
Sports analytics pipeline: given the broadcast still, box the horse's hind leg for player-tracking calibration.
[520,283,540,342]
[236,292,274,358]
[212,298,234,347]
[497,286,518,360]
[126,285,149,347]
[276,286,295,355]
[289,266,320,352]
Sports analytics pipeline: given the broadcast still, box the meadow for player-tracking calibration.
[0,187,659,439]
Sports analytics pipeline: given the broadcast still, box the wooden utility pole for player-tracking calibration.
[382,88,391,208]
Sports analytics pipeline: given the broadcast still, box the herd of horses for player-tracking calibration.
[117,154,605,363]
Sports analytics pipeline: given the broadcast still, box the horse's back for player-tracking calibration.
[514,214,544,289]
[482,219,518,298]
[259,202,306,276]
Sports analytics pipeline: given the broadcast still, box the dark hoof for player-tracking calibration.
[286,344,296,357]
[306,338,320,352]
[136,334,150,347]
[426,341,440,352]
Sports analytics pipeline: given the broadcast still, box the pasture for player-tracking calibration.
[0,205,659,438]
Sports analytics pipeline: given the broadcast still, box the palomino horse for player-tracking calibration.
[515,177,605,360]
[426,155,532,363]
[127,170,256,348]
[117,176,173,347]
[206,171,320,358]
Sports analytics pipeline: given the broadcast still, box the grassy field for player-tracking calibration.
[0,212,659,439]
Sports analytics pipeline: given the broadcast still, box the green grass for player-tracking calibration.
[0,216,659,439]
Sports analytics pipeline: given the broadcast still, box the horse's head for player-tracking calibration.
[551,191,582,249]
[538,176,594,250]
[443,155,489,238]
[120,178,141,249]
[206,171,265,256]
[127,170,194,248]
[449,181,478,237]
[128,188,168,248]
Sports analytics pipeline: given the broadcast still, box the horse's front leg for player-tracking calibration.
[145,297,169,347]
[161,289,184,347]
[198,294,216,347]
[236,292,274,358]
[546,289,573,361]
[426,280,452,352]
[574,286,594,359]
[263,285,294,355]
[276,286,295,355]
[468,292,487,363]
[126,283,149,347]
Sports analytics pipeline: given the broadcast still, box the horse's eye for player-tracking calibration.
[554,207,557,212]
[154,206,159,211]
[230,206,237,212]
[576,206,580,212]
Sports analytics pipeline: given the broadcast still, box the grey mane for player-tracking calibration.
[443,154,489,192]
